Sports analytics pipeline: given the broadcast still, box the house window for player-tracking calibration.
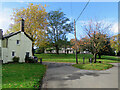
[12,51,15,56]
[17,40,20,45]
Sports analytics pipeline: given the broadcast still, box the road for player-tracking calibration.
[41,62,119,88]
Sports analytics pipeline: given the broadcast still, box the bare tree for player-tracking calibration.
[81,20,111,63]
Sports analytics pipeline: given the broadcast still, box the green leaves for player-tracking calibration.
[110,34,120,53]
[47,10,73,53]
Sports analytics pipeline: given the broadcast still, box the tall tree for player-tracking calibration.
[7,3,48,55]
[110,34,120,55]
[81,20,111,63]
[47,10,73,54]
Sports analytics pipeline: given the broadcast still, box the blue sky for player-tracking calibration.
[0,2,118,40]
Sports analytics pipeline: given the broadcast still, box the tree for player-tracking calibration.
[110,34,120,55]
[7,3,48,55]
[47,10,73,54]
[81,20,111,63]
[70,39,80,52]
[61,37,71,54]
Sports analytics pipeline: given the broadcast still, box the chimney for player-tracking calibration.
[0,29,3,39]
[21,18,24,32]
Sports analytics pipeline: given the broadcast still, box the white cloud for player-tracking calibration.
[0,8,14,34]
[111,22,118,33]
[66,33,74,41]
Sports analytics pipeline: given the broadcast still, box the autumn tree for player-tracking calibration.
[47,10,73,54]
[81,20,111,63]
[70,39,80,52]
[7,3,48,55]
[110,34,120,55]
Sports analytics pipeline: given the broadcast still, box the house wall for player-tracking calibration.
[2,32,32,63]
[2,48,7,63]
[2,39,7,48]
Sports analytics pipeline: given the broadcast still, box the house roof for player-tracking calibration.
[2,31,33,41]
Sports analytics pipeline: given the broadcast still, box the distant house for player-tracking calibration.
[44,47,74,54]
[80,49,91,54]
[0,19,33,63]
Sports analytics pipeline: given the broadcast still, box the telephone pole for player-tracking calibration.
[74,19,78,64]
[73,0,90,64]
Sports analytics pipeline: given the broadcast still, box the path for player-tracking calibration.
[41,62,119,88]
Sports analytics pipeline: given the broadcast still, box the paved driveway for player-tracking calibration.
[41,62,119,88]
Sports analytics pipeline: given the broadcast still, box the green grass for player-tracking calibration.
[2,63,46,88]
[72,63,113,70]
[35,53,120,63]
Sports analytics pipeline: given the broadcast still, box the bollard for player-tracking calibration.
[89,58,92,63]
[40,58,42,64]
[83,57,85,64]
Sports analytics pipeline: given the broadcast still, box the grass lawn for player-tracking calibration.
[35,53,120,63]
[72,63,113,70]
[2,63,46,88]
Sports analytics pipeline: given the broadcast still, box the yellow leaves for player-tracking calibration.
[9,3,48,48]
[30,3,33,6]
[44,4,47,7]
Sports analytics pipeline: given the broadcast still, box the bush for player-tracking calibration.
[25,56,34,63]
[28,57,34,63]
[12,56,19,63]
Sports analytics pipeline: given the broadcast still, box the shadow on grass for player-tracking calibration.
[100,57,120,61]
[96,55,120,61]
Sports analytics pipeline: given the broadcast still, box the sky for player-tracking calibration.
[0,1,118,41]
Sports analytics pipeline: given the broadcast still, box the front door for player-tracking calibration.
[26,52,29,57]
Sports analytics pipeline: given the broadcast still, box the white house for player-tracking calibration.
[0,19,33,63]
[44,47,74,54]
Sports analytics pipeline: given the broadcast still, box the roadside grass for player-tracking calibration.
[35,53,120,63]
[72,63,113,70]
[2,63,46,88]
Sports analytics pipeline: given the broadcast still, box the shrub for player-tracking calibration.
[25,56,34,63]
[28,57,34,63]
[12,56,19,63]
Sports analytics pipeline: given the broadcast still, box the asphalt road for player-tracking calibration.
[41,62,119,88]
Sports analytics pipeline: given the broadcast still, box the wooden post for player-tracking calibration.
[74,19,78,64]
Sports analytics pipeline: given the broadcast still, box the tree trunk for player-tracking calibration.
[32,43,34,56]
[56,45,59,54]
[94,53,97,63]
[65,46,67,55]
[42,47,45,53]
[98,53,101,59]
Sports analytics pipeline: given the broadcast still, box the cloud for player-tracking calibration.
[66,33,74,41]
[0,8,13,34]
[111,22,118,33]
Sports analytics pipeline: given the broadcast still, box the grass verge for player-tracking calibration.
[72,63,113,70]
[35,54,120,63]
[2,63,46,88]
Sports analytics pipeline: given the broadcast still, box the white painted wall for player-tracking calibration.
[2,32,32,63]
[44,48,74,54]
[2,48,7,63]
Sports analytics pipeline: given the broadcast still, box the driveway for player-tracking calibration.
[41,62,119,88]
